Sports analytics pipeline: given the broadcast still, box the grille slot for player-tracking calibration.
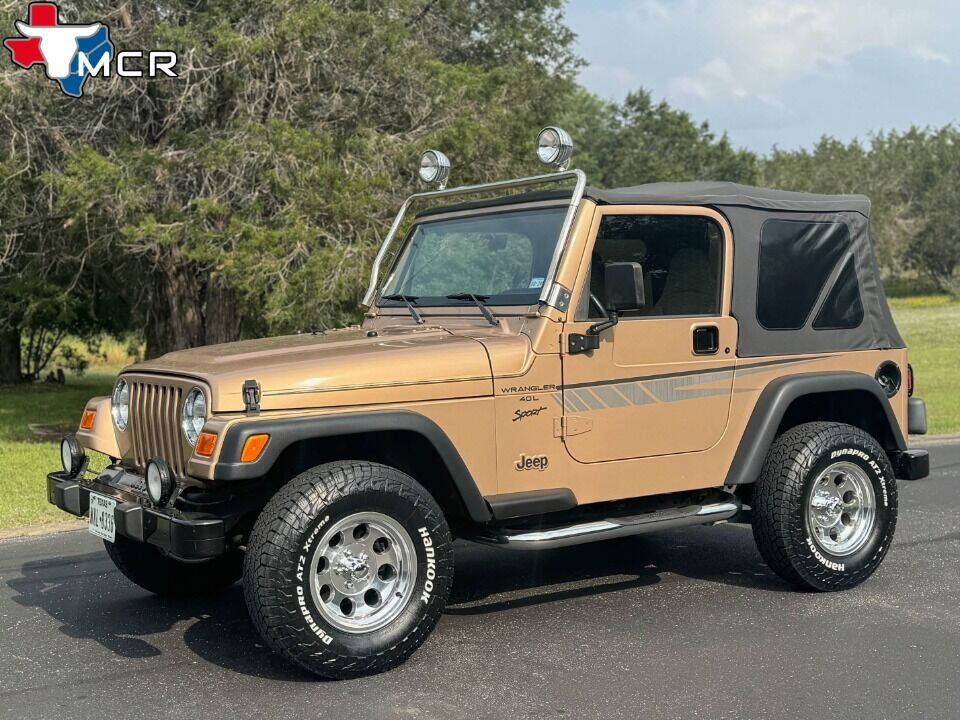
[129,381,186,477]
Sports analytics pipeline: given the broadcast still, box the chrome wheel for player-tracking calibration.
[308,511,417,633]
[806,461,876,557]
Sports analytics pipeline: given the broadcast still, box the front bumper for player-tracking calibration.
[47,467,226,560]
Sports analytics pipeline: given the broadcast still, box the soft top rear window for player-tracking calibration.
[757,219,851,330]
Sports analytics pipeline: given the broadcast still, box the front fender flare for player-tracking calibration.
[725,371,907,486]
[212,410,492,522]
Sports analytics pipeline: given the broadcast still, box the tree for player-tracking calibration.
[761,126,960,285]
[597,90,758,188]
[2,0,581,359]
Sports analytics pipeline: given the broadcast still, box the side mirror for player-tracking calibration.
[568,262,645,355]
[603,262,645,313]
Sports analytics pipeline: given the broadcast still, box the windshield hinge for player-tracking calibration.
[243,379,261,415]
[543,283,571,312]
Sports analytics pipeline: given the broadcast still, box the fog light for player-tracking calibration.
[146,458,175,506]
[60,435,85,477]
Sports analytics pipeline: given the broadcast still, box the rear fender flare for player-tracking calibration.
[725,371,907,486]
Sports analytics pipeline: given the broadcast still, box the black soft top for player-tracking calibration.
[414,181,870,218]
[587,181,871,216]
[415,181,902,357]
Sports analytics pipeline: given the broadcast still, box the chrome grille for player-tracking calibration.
[129,381,186,477]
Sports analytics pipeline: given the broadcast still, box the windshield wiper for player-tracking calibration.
[445,293,499,326]
[381,294,424,324]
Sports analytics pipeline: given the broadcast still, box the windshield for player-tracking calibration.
[378,206,568,307]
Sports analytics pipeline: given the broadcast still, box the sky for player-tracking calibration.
[565,0,959,154]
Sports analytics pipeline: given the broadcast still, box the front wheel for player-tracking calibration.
[243,460,453,679]
[752,421,898,591]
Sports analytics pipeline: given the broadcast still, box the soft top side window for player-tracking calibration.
[757,219,851,330]
[813,254,864,330]
[585,214,723,320]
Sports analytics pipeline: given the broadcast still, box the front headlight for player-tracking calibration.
[180,387,207,446]
[111,379,129,431]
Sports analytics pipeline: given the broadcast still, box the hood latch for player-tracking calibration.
[243,379,261,415]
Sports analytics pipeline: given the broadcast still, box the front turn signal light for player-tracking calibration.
[195,431,218,457]
[241,434,270,463]
[80,409,96,430]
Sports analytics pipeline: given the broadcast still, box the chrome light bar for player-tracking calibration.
[361,168,587,309]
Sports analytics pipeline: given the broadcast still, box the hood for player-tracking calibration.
[126,325,500,412]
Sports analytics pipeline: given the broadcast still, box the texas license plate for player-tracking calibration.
[88,492,116,543]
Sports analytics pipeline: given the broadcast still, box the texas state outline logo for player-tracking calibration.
[3,2,177,98]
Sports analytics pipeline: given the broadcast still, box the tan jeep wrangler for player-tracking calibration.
[49,127,929,678]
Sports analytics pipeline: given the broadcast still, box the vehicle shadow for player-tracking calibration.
[447,522,790,614]
[6,523,788,682]
[6,550,315,682]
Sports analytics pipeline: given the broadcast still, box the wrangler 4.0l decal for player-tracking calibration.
[500,384,559,395]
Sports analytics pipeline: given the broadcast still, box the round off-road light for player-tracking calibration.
[418,149,450,188]
[875,361,902,398]
[536,126,573,169]
[145,458,174,506]
[60,435,84,477]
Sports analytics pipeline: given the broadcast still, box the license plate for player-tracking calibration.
[88,492,117,543]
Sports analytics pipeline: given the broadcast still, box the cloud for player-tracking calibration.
[565,0,959,151]
[665,0,952,104]
[910,45,950,64]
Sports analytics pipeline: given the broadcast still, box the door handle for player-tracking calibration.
[692,325,719,355]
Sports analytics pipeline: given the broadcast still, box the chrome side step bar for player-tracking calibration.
[477,498,741,550]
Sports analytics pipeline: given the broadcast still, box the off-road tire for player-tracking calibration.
[243,460,453,679]
[752,421,898,591]
[104,536,243,595]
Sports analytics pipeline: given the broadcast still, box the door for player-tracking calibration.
[561,207,737,463]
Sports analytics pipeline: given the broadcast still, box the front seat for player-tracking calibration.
[653,248,716,316]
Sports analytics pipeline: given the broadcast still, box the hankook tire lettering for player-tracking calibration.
[418,527,435,604]
[805,536,845,571]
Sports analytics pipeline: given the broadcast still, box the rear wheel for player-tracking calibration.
[752,421,897,591]
[243,460,453,679]
[104,536,242,596]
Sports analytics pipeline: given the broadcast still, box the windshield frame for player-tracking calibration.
[376,201,571,310]
[361,169,587,309]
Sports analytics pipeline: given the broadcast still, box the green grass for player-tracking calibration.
[889,296,960,435]
[0,370,119,530]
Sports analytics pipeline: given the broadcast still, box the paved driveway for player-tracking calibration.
[2,443,958,720]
